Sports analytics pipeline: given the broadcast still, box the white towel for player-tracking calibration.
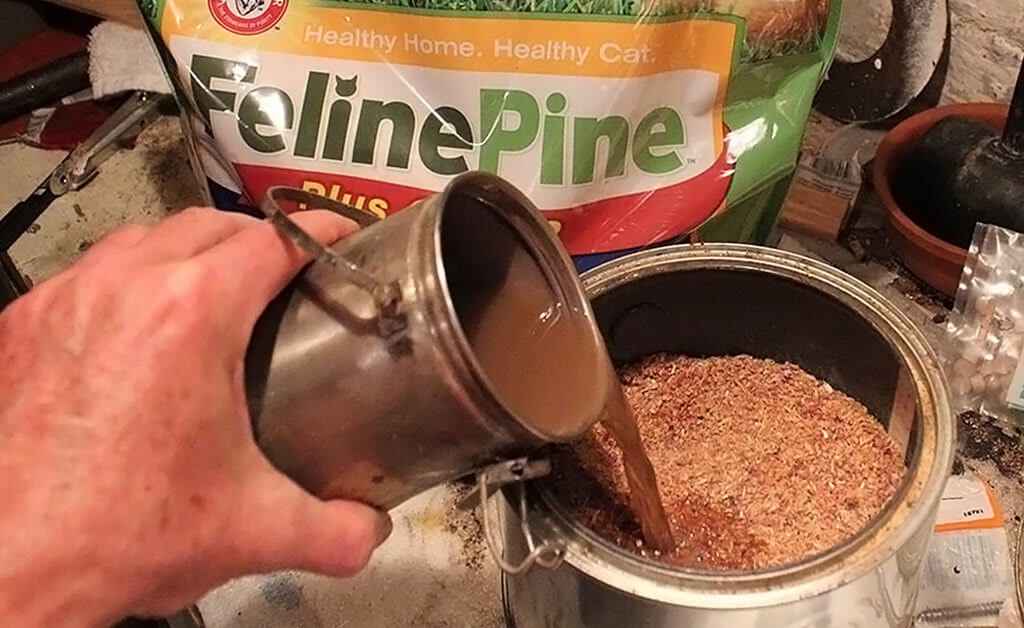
[88,21,171,98]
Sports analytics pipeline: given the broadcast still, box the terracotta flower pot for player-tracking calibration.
[873,103,1010,296]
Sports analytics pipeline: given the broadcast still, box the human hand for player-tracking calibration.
[0,208,392,626]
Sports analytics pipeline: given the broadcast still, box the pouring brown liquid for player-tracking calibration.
[460,278,676,552]
[443,199,674,551]
[460,269,676,551]
[600,379,676,553]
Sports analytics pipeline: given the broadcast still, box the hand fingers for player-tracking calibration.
[80,223,151,260]
[236,469,391,578]
[196,210,358,330]
[134,207,257,262]
[79,209,256,268]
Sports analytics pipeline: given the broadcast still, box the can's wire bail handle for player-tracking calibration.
[468,458,564,576]
[260,186,405,338]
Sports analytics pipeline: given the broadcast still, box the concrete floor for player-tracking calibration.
[2,116,203,285]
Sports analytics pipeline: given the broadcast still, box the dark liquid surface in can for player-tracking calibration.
[442,193,607,439]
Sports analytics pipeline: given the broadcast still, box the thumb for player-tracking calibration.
[240,471,392,578]
[200,210,359,332]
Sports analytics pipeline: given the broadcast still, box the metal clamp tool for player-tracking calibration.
[459,458,565,576]
[0,91,170,307]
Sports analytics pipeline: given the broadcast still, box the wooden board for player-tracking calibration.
[778,179,856,241]
[41,0,143,27]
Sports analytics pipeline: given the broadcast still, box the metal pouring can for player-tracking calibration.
[244,171,612,510]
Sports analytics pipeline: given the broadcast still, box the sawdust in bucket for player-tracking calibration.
[555,354,907,571]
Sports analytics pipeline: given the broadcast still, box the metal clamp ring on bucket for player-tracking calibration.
[465,458,564,575]
[260,186,406,338]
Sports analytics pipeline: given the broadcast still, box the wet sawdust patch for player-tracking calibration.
[557,354,906,570]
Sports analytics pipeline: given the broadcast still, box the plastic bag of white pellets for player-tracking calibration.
[946,224,1024,425]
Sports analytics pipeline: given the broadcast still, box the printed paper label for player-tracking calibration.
[916,473,1012,626]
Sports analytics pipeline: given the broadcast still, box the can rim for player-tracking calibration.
[522,243,954,608]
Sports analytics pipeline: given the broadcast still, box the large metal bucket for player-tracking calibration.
[244,172,611,509]
[501,244,954,627]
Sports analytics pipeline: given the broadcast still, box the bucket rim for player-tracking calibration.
[520,243,954,608]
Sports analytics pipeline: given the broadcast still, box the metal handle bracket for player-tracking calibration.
[261,186,406,338]
[457,458,551,511]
